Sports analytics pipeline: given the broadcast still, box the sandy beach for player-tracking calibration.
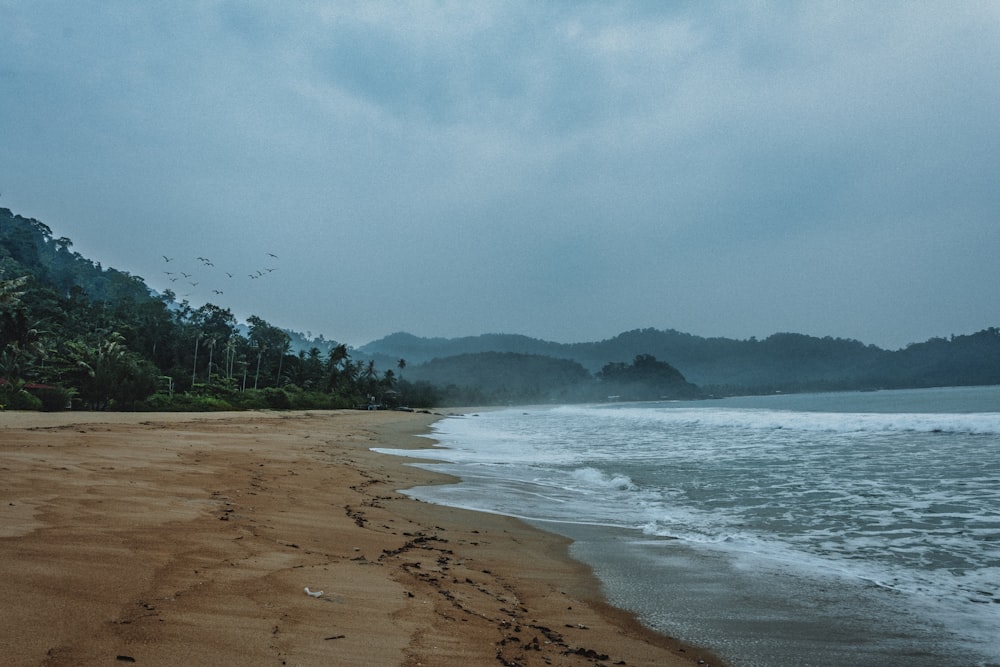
[0,409,722,666]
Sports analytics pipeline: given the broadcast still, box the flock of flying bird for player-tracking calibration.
[160,252,280,301]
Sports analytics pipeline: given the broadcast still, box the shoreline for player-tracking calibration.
[0,409,723,666]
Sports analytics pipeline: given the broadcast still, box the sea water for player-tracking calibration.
[374,386,1000,666]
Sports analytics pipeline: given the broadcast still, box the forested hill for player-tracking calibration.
[360,327,1000,394]
[0,207,397,411]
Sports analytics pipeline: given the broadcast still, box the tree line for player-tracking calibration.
[0,208,426,411]
[363,325,1000,396]
[11,205,990,411]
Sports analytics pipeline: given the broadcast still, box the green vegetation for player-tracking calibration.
[5,205,996,411]
[0,208,413,411]
[597,354,702,401]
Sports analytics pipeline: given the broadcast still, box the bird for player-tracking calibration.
[189,282,199,287]
[225,272,234,278]
[181,272,192,278]
[212,289,223,295]
[162,255,173,262]
[267,252,279,259]
[304,587,323,598]
[164,271,175,275]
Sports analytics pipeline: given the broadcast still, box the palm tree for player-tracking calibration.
[325,343,350,393]
[61,331,156,409]
[205,337,217,384]
[253,341,266,390]
[223,338,237,380]
[364,359,378,395]
[191,332,203,386]
[0,275,28,307]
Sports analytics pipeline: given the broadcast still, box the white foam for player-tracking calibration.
[375,390,1000,664]
[569,467,637,491]
[553,404,1000,435]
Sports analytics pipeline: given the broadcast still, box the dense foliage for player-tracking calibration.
[597,354,702,401]
[0,208,414,411]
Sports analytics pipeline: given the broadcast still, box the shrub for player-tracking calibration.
[33,386,73,411]
[261,387,292,409]
[139,393,234,411]
[5,389,42,410]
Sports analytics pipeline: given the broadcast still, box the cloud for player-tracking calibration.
[1,1,997,348]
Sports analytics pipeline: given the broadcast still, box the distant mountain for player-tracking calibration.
[397,350,701,406]
[407,351,594,405]
[361,327,1000,396]
[860,328,1000,389]
[360,331,569,364]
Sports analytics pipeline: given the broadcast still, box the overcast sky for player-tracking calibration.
[3,2,998,350]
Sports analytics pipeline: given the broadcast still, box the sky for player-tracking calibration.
[2,1,999,350]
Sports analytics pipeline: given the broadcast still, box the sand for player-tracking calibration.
[0,409,723,666]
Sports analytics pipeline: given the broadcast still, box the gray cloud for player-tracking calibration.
[2,1,997,349]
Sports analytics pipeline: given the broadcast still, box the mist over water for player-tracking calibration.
[375,386,1000,666]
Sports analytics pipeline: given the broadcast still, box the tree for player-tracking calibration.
[295,347,325,390]
[0,274,28,307]
[0,275,51,389]
[247,315,290,388]
[325,343,350,393]
[0,309,48,383]
[598,354,700,400]
[362,359,379,399]
[59,331,158,409]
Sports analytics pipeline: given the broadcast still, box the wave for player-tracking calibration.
[554,405,1000,435]
[569,467,637,491]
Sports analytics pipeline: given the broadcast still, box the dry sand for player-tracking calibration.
[0,409,723,666]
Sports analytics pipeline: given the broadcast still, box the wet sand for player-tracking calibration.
[0,409,723,666]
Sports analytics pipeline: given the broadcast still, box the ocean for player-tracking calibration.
[374,386,1000,666]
